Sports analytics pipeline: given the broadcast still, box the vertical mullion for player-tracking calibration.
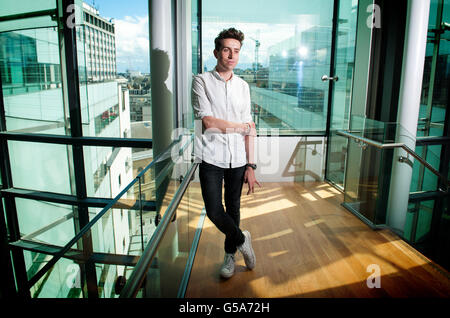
[324,0,340,181]
[58,0,98,298]
[0,42,30,299]
[197,0,202,75]
[173,0,179,129]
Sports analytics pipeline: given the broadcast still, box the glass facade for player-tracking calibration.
[202,0,334,134]
[326,0,358,189]
[0,0,203,298]
[0,28,66,135]
[405,0,450,267]
[0,0,449,299]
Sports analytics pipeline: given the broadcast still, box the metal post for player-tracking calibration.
[386,0,431,232]
[324,0,339,182]
[57,0,98,298]
[0,41,30,299]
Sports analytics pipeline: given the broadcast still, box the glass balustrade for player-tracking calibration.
[125,159,203,298]
[339,115,450,272]
[20,135,202,298]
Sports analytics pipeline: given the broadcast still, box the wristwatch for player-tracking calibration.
[246,163,257,170]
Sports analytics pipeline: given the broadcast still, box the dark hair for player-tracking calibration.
[214,27,244,51]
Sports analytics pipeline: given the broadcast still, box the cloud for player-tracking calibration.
[114,15,150,72]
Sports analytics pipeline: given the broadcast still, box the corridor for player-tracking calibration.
[186,182,450,297]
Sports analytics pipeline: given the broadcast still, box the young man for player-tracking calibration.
[191,28,260,279]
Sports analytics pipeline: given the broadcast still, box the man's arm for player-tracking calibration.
[244,122,261,194]
[202,116,251,134]
[192,76,251,134]
[245,122,256,163]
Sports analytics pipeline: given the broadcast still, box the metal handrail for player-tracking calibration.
[119,161,199,298]
[336,130,450,190]
[25,134,188,288]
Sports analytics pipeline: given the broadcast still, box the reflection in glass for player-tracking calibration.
[326,0,358,188]
[16,198,75,246]
[27,251,83,298]
[83,146,138,198]
[0,27,66,135]
[419,0,449,140]
[72,1,151,140]
[8,140,72,194]
[203,0,334,133]
[405,200,435,244]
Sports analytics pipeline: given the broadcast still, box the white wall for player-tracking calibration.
[254,136,326,182]
[192,136,326,183]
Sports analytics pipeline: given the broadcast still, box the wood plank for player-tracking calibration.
[185,182,450,298]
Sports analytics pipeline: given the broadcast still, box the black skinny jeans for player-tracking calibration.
[199,161,246,254]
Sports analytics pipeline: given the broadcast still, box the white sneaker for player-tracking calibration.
[220,253,235,278]
[238,230,256,270]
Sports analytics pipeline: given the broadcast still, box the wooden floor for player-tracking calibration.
[185,182,450,298]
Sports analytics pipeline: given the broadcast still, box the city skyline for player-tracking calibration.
[83,0,342,74]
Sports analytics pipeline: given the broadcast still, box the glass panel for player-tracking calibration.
[135,164,203,297]
[96,263,127,298]
[341,115,444,227]
[434,195,450,269]
[186,170,203,249]
[88,206,115,255]
[74,1,152,138]
[343,141,389,225]
[75,23,90,123]
[0,27,66,134]
[0,1,57,33]
[88,177,156,256]
[15,198,75,246]
[419,0,449,139]
[411,145,441,192]
[202,0,334,134]
[182,0,200,130]
[8,140,72,194]
[347,115,416,145]
[83,146,140,198]
[326,0,358,188]
[22,137,197,298]
[192,0,200,75]
[0,0,56,17]
[326,133,348,188]
[26,250,85,298]
[0,17,56,34]
[405,200,435,243]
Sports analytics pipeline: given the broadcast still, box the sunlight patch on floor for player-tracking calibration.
[315,189,336,199]
[304,218,325,228]
[254,229,294,242]
[267,250,289,258]
[241,198,297,220]
[301,192,317,201]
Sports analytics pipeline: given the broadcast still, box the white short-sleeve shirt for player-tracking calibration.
[191,69,252,168]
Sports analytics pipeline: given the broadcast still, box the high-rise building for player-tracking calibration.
[79,1,116,82]
[0,0,135,298]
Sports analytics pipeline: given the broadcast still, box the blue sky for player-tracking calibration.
[84,0,148,21]
[84,0,150,73]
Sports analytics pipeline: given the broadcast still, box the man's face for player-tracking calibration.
[214,38,241,72]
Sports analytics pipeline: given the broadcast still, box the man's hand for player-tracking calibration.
[244,166,261,195]
[247,121,256,136]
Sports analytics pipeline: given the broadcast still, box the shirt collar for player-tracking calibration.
[213,67,234,83]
